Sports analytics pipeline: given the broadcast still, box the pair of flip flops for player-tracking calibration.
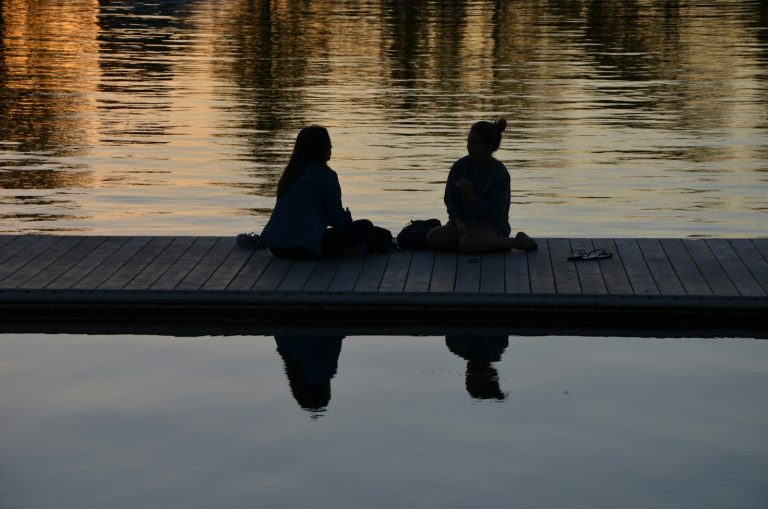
[567,249,612,261]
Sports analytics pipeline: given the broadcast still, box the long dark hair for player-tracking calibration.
[276,125,331,198]
[470,117,507,152]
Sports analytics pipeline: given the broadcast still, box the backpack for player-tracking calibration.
[365,226,395,253]
[396,219,441,251]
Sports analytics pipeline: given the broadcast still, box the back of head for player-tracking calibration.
[277,125,331,197]
[470,117,507,152]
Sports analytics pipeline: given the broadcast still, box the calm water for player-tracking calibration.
[1,0,767,236]
[1,333,767,508]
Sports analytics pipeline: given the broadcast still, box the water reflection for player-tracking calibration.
[275,334,344,417]
[96,0,192,144]
[274,334,511,414]
[0,0,99,153]
[0,0,766,235]
[3,333,767,508]
[446,334,508,401]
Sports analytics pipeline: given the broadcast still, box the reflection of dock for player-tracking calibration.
[0,235,766,328]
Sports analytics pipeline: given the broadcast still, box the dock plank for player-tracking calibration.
[591,239,633,295]
[98,237,175,290]
[549,238,581,294]
[354,253,390,292]
[226,249,273,290]
[480,253,505,294]
[149,237,218,290]
[202,246,260,290]
[659,239,712,296]
[328,256,365,292]
[19,236,109,289]
[72,237,153,290]
[753,239,768,262]
[278,259,317,291]
[301,257,342,292]
[528,239,555,294]
[682,240,739,297]
[404,251,434,292]
[454,254,481,293]
[614,238,659,295]
[0,236,85,289]
[429,252,457,292]
[504,251,530,294]
[637,238,686,296]
[0,235,38,265]
[706,239,765,297]
[729,239,768,294]
[46,237,131,289]
[0,235,19,250]
[124,237,196,290]
[378,251,412,292]
[176,238,238,290]
[0,236,61,282]
[252,257,294,291]
[569,238,607,295]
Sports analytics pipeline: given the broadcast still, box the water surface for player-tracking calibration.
[1,333,767,508]
[1,0,767,236]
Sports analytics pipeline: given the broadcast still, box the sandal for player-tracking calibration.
[567,248,612,261]
[236,232,265,249]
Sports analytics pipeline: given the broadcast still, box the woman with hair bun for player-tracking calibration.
[426,118,537,254]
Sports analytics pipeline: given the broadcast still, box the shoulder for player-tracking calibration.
[454,155,471,167]
[492,159,510,180]
[307,163,338,181]
[449,156,470,174]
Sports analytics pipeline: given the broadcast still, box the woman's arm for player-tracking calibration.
[322,170,353,227]
[444,161,465,225]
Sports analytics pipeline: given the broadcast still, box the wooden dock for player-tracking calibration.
[0,235,766,331]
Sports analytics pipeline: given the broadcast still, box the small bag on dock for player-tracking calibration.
[366,226,394,253]
[396,219,441,251]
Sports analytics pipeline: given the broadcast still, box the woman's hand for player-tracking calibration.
[456,178,477,203]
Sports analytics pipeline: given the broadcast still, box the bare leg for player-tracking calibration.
[425,224,459,251]
[459,225,537,254]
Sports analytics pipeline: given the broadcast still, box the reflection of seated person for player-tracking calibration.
[445,335,509,400]
[275,335,344,414]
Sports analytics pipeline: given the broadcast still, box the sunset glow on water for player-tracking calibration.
[1,0,767,236]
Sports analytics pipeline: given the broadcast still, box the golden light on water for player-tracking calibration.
[0,0,766,235]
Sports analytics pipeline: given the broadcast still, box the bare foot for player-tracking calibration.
[515,232,538,251]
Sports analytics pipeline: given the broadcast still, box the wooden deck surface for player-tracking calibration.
[1,235,767,325]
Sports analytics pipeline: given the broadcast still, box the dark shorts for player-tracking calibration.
[269,219,375,259]
[448,220,511,237]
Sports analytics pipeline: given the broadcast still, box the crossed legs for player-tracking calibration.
[425,223,537,254]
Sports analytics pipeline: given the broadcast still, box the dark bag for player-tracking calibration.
[396,219,441,251]
[366,226,394,253]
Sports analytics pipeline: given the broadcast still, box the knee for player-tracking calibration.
[425,227,440,244]
[426,226,454,249]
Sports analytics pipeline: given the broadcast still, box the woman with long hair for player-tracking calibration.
[259,126,386,258]
[426,118,537,254]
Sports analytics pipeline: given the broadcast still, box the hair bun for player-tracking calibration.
[493,117,507,133]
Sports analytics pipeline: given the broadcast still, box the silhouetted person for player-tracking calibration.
[426,118,537,254]
[275,335,344,416]
[446,334,509,400]
[260,126,389,258]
